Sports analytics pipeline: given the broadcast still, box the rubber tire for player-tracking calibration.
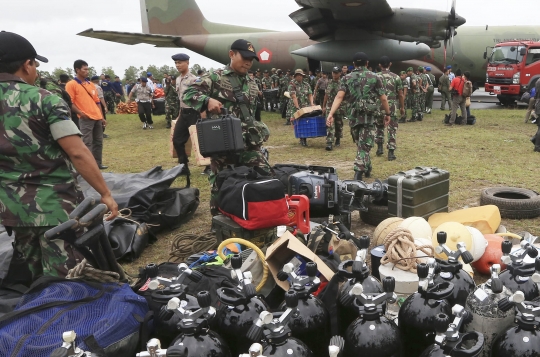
[360,200,390,226]
[480,187,540,219]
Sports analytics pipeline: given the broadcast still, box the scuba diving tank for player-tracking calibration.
[239,336,345,357]
[433,231,476,306]
[337,234,383,332]
[166,291,231,357]
[50,331,91,357]
[399,258,455,357]
[214,254,269,357]
[465,264,514,357]
[246,290,313,357]
[419,304,484,357]
[491,290,540,357]
[136,338,167,357]
[344,276,402,357]
[152,263,203,347]
[276,261,329,356]
[499,240,539,300]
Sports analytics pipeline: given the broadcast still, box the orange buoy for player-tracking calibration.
[471,234,506,275]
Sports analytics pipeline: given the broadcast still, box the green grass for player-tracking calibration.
[102,108,540,275]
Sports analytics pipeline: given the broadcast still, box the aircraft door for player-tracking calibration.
[308,58,321,74]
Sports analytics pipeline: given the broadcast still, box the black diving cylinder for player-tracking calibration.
[498,240,540,301]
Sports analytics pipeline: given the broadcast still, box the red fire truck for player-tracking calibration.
[484,41,540,105]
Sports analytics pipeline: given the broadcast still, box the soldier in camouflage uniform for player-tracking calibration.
[408,67,422,122]
[314,72,328,106]
[279,70,290,120]
[183,39,271,215]
[287,69,314,146]
[398,71,409,123]
[323,67,345,151]
[270,68,280,111]
[424,67,436,114]
[0,32,118,281]
[261,70,273,111]
[374,57,405,161]
[164,75,179,128]
[101,74,116,114]
[405,68,413,110]
[327,52,390,180]
[418,66,428,117]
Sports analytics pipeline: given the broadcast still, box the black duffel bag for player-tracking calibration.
[104,218,153,262]
[143,187,200,233]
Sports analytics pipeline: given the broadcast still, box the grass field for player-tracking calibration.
[101,108,540,275]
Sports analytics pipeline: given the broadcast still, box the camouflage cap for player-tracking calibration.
[417,66,424,72]
[399,71,406,75]
[406,67,414,72]
[271,68,276,71]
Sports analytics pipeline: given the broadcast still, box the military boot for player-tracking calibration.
[365,167,372,178]
[376,143,384,156]
[407,116,416,122]
[417,113,423,121]
[398,117,406,123]
[388,149,396,161]
[353,171,363,181]
[335,138,341,147]
[326,143,333,151]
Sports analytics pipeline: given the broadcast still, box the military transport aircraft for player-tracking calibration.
[79,0,540,85]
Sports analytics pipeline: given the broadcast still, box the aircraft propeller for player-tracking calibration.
[443,0,465,69]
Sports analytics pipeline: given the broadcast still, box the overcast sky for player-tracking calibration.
[2,0,538,77]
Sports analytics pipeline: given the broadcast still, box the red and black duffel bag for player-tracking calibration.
[216,166,289,230]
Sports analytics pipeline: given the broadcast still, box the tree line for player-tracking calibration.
[39,64,212,83]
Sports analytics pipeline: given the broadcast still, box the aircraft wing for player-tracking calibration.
[77,29,182,47]
[290,0,394,41]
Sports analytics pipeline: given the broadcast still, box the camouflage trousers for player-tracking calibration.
[114,94,124,106]
[411,92,422,118]
[406,93,413,109]
[104,91,116,114]
[11,226,83,281]
[351,123,375,174]
[419,91,427,112]
[209,146,273,214]
[375,115,399,150]
[165,99,180,125]
[326,112,344,144]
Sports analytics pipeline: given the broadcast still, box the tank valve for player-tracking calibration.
[136,338,167,357]
[239,343,266,357]
[435,232,474,264]
[501,239,538,266]
[50,331,89,357]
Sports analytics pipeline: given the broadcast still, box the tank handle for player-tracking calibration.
[451,332,485,357]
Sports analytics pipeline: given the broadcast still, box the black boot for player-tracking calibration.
[335,138,340,147]
[300,138,308,147]
[326,143,333,151]
[376,143,384,156]
[365,167,372,178]
[388,149,396,161]
[284,120,291,125]
[417,113,423,121]
[398,117,406,123]
[353,171,363,181]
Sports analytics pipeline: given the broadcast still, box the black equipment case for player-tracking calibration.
[387,166,450,219]
[196,109,244,157]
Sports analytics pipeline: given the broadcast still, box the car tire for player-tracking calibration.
[360,200,390,226]
[480,187,540,219]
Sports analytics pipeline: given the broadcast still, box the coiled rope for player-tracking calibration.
[168,232,218,263]
[66,259,121,283]
[380,227,434,273]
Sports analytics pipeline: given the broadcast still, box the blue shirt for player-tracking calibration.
[101,80,113,92]
[111,81,124,95]
[531,87,536,98]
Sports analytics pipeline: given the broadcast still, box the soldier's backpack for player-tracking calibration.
[0,278,149,357]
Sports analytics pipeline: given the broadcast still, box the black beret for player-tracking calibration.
[172,53,190,61]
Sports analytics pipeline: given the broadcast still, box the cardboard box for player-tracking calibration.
[169,120,191,159]
[265,231,335,291]
[293,105,322,120]
[188,124,211,166]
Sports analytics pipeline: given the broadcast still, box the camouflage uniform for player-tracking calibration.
[419,71,429,113]
[375,70,403,150]
[183,66,271,213]
[425,72,436,112]
[165,82,180,127]
[261,75,273,110]
[340,67,385,175]
[400,74,409,121]
[0,73,84,280]
[325,79,345,145]
[409,73,422,121]
[438,73,451,110]
[279,75,290,118]
[101,80,116,114]
[287,79,312,121]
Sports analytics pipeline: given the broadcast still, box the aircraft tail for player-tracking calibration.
[140,0,273,36]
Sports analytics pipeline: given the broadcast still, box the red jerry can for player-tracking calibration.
[286,194,310,234]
